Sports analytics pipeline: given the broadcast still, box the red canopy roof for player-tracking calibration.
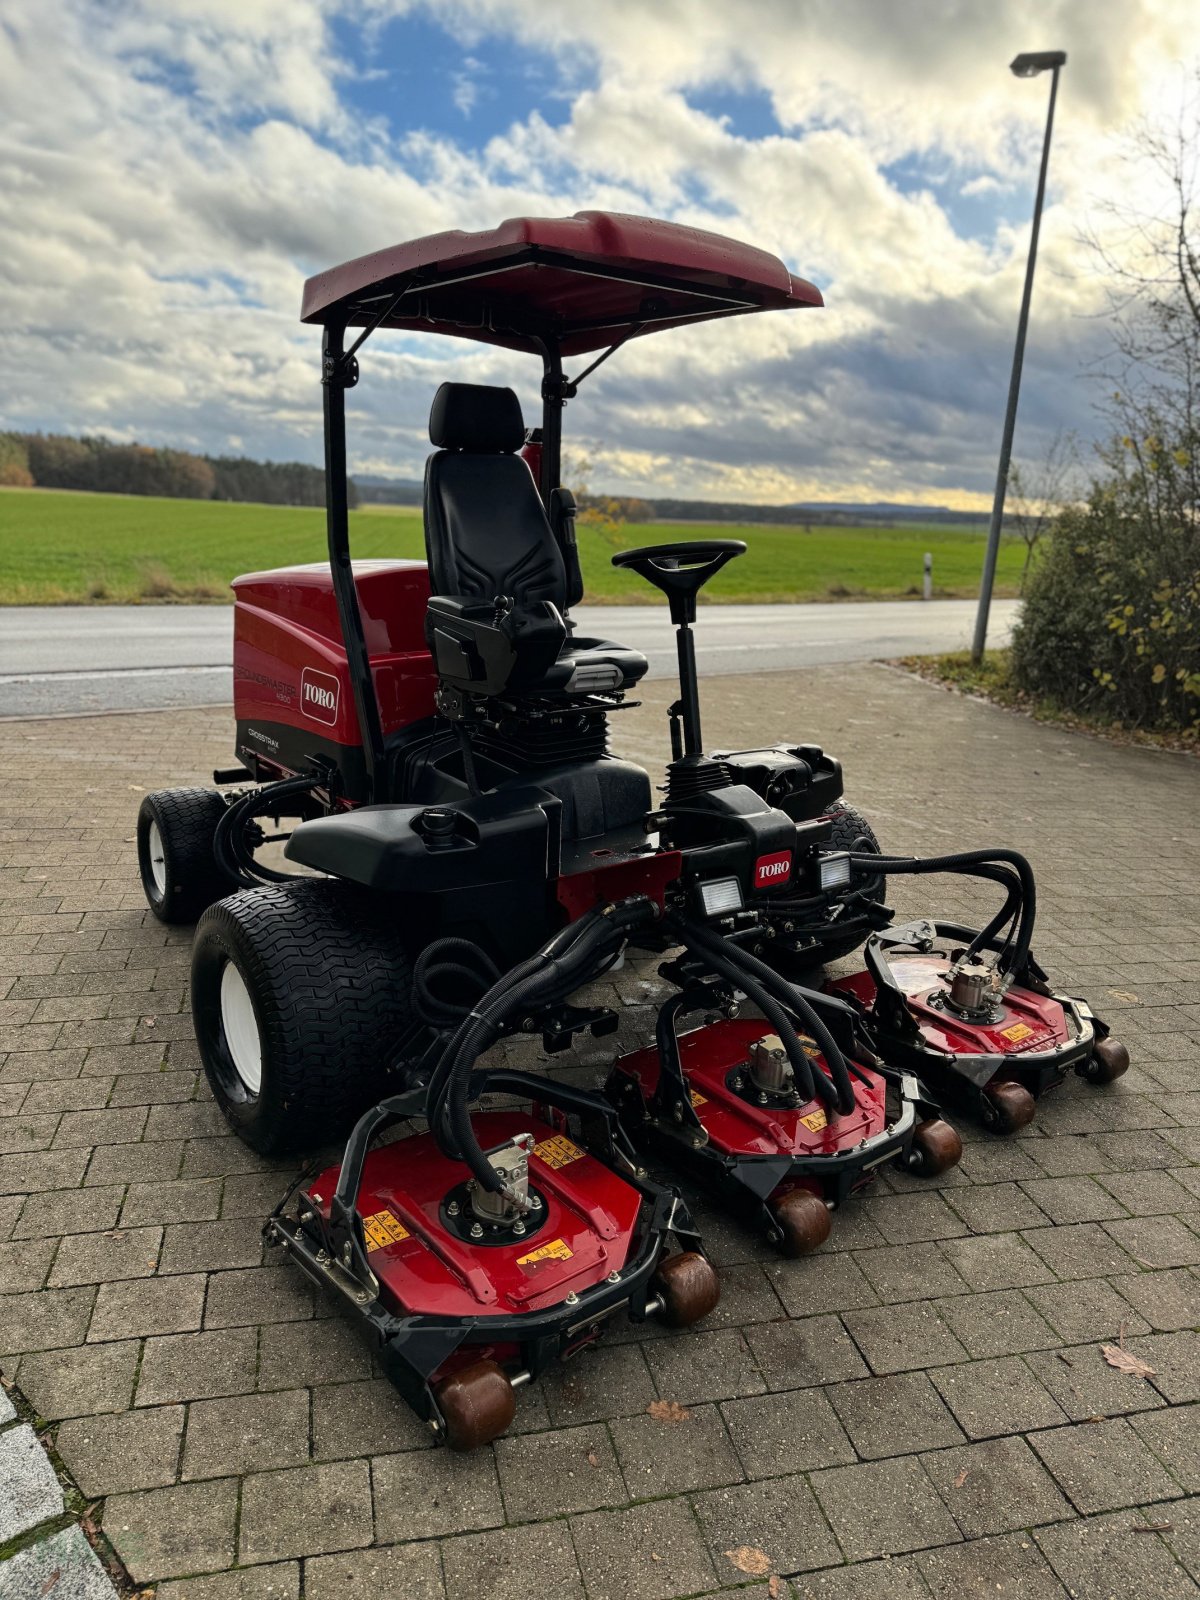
[300,211,822,357]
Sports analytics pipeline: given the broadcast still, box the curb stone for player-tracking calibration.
[0,1388,119,1600]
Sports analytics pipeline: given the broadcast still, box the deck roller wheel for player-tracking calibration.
[432,1359,516,1451]
[771,1189,832,1258]
[651,1251,721,1327]
[905,1118,964,1178]
[1079,1037,1130,1085]
[979,1078,1037,1136]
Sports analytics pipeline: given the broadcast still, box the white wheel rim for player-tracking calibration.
[148,820,167,896]
[220,961,262,1094]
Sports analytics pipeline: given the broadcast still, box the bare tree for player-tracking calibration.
[1005,429,1079,579]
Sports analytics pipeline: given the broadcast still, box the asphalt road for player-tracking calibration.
[0,598,1018,718]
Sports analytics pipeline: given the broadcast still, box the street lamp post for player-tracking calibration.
[971,49,1066,663]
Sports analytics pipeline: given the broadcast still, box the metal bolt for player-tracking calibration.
[469,1222,484,1239]
[529,1193,543,1209]
[447,1200,460,1216]
[513,1220,527,1235]
[565,1291,579,1305]
[672,1104,684,1122]
[607,1271,621,1283]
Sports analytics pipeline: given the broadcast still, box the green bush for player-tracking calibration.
[1011,426,1199,737]
[0,432,32,487]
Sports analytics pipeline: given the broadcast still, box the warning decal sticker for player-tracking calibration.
[800,1109,828,1132]
[517,1237,574,1267]
[1001,1022,1035,1043]
[690,1089,708,1108]
[533,1134,585,1169]
[796,1034,822,1059]
[361,1209,411,1252]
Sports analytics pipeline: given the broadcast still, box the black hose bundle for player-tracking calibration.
[413,938,503,1028]
[849,847,1037,976]
[212,775,323,888]
[424,898,657,1205]
[668,913,858,1116]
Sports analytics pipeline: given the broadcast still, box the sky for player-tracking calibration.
[0,0,1193,508]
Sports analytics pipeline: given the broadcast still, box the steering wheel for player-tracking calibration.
[611,540,746,623]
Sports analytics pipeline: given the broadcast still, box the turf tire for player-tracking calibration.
[191,880,416,1155]
[807,799,883,964]
[138,788,237,924]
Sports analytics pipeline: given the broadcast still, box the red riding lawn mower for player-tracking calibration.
[137,211,1123,1447]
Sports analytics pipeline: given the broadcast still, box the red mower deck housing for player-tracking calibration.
[305,1111,642,1321]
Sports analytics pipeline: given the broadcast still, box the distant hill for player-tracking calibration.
[352,477,988,526]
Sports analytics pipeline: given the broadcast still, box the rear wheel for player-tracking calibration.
[191,880,416,1154]
[138,789,236,924]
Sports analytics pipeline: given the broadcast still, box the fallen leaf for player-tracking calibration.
[585,1451,599,1468]
[39,1571,61,1597]
[768,1577,782,1599]
[647,1399,690,1424]
[952,1468,970,1488]
[1132,1522,1173,1533]
[1101,1343,1156,1379]
[1108,991,1140,1003]
[725,1547,772,1577]
[1084,1414,1107,1424]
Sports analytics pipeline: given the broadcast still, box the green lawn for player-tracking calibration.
[0,487,1023,604]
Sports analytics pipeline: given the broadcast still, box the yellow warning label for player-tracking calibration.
[796,1034,822,1059]
[690,1088,708,1108]
[800,1109,828,1132]
[361,1209,411,1252]
[533,1134,585,1170]
[516,1237,574,1267]
[1001,1022,1035,1043]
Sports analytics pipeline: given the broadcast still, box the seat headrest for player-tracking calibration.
[429,383,525,453]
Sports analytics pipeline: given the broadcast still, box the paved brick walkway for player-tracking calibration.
[1,662,1198,1599]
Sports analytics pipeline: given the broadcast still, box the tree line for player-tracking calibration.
[0,432,358,508]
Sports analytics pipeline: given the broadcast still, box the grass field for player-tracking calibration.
[0,486,1024,605]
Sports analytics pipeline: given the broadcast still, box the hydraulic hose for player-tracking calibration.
[427,899,657,1204]
[670,914,859,1116]
[413,938,502,1028]
[212,775,323,888]
[849,847,1037,978]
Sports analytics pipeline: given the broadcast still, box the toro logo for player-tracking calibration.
[300,667,340,727]
[754,851,793,890]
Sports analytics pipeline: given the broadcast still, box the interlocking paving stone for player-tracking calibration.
[56,1402,185,1495]
[311,1378,435,1460]
[792,1557,931,1599]
[1035,1509,1200,1598]
[742,1313,870,1391]
[371,1449,504,1542]
[611,1402,743,1497]
[931,1357,1069,1440]
[934,1287,1060,1360]
[1133,1406,1200,1493]
[87,1271,206,1340]
[305,1544,444,1600]
[921,1435,1072,1538]
[104,1476,240,1582]
[842,1300,969,1375]
[443,1521,583,1600]
[1029,1417,1182,1514]
[135,1326,258,1405]
[827,1371,965,1460]
[158,1563,300,1599]
[183,1389,311,1479]
[49,1224,162,1287]
[0,1421,65,1542]
[571,1498,720,1600]
[720,1385,856,1478]
[811,1455,963,1561]
[239,1460,374,1563]
[1024,1342,1168,1420]
[641,1327,767,1404]
[0,1525,119,1600]
[1117,1268,1200,1332]
[495,1423,626,1522]
[1025,1276,1152,1344]
[917,1533,1069,1599]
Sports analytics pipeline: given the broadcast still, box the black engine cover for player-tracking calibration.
[711,744,843,822]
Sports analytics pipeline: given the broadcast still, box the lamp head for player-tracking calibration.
[1011,50,1067,77]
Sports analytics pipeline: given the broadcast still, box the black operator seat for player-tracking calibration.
[423,382,648,696]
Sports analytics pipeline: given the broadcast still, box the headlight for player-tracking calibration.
[698,876,743,917]
[818,852,851,891]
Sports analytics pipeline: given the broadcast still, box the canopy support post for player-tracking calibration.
[539,340,565,514]
[322,324,386,803]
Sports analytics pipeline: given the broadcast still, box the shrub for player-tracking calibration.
[1011,425,1199,736]
[0,433,33,486]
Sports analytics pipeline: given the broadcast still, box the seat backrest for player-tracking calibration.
[424,383,568,610]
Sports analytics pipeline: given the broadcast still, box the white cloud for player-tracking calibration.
[0,0,1191,505]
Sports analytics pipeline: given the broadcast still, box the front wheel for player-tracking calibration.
[138,788,236,924]
[191,881,416,1154]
